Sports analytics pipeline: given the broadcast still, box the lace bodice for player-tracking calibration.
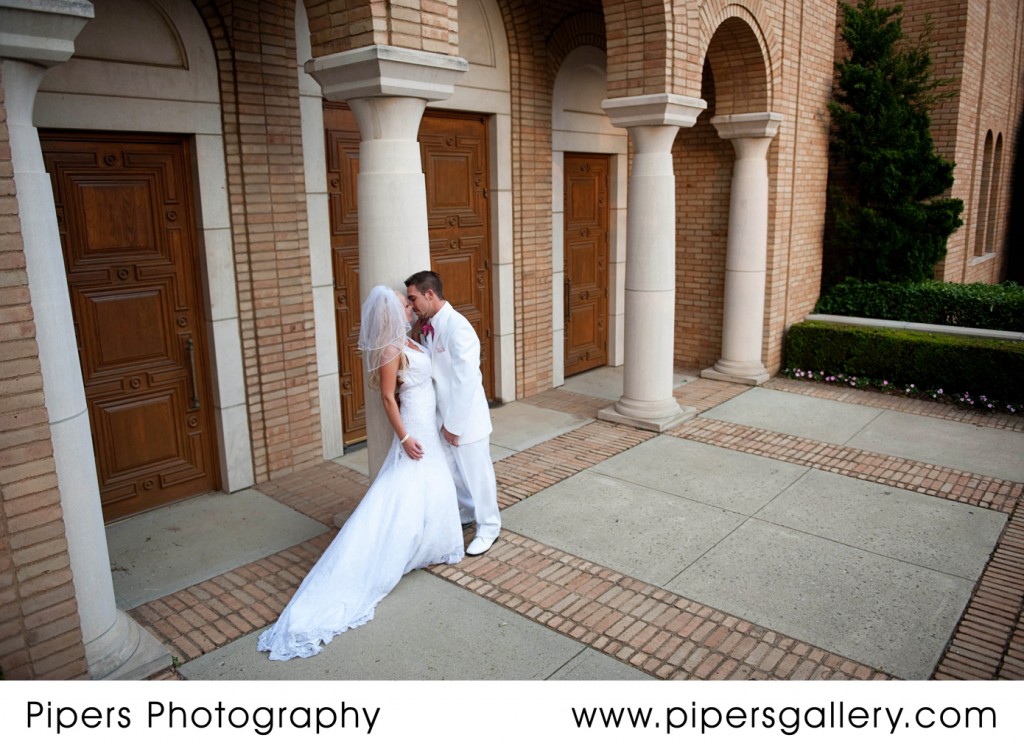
[394,341,437,447]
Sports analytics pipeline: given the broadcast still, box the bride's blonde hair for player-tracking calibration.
[366,350,408,390]
[357,286,410,389]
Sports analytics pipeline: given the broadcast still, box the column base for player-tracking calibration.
[89,610,171,680]
[702,361,770,386]
[597,402,696,433]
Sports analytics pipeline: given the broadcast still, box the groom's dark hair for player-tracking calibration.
[404,270,445,299]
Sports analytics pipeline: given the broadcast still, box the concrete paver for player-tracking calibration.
[591,435,809,515]
[489,400,591,452]
[503,470,748,586]
[755,469,1006,579]
[107,489,327,609]
[703,387,884,443]
[847,410,1024,482]
[179,573,642,681]
[667,520,977,680]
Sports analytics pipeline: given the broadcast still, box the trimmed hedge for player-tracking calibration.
[783,321,1024,403]
[814,280,1024,332]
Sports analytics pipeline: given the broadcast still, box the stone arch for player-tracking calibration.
[39,0,219,111]
[699,2,776,114]
[547,11,605,71]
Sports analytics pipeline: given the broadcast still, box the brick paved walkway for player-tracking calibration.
[137,376,1023,681]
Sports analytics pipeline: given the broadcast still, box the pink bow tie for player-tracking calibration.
[421,321,434,338]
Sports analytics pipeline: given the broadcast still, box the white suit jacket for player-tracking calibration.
[426,301,492,444]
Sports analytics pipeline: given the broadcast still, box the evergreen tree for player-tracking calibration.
[824,0,963,284]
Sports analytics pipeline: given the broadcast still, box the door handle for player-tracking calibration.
[186,335,200,409]
[564,278,571,324]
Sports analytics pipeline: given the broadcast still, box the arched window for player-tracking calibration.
[974,130,1004,257]
[984,133,1004,256]
[974,130,993,257]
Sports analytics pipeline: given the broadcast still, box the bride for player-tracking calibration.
[257,285,465,661]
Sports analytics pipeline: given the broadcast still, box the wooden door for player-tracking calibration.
[420,111,494,398]
[325,104,495,445]
[564,153,610,376]
[41,132,218,522]
[324,105,365,445]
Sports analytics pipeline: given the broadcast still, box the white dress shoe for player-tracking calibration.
[466,535,496,556]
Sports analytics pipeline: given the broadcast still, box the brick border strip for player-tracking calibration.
[933,503,1024,680]
[520,389,615,419]
[494,420,654,503]
[433,530,890,680]
[131,534,330,664]
[670,417,1021,513]
[255,460,369,526]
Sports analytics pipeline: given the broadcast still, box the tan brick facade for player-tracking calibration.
[304,0,460,56]
[196,1,324,482]
[0,0,1019,679]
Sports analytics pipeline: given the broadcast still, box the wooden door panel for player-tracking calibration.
[98,393,183,474]
[568,238,600,286]
[42,132,218,521]
[77,181,156,257]
[568,179,598,222]
[326,104,495,445]
[566,235,602,351]
[336,256,365,441]
[564,154,610,376]
[325,104,365,444]
[420,112,494,398]
[78,286,177,376]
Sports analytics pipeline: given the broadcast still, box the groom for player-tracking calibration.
[405,271,500,556]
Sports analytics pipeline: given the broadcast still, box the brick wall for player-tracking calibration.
[0,67,88,680]
[767,0,835,369]
[197,1,323,481]
[670,1,834,372]
[953,0,1022,283]
[304,0,460,57]
[675,107,731,370]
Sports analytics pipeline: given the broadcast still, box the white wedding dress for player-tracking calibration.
[257,340,464,661]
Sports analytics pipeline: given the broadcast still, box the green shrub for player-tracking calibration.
[815,280,1024,332]
[825,0,963,283]
[783,321,1024,404]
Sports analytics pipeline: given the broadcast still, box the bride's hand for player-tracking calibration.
[402,436,424,460]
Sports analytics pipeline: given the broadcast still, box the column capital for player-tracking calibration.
[710,112,783,140]
[602,93,707,129]
[0,0,93,67]
[305,44,467,103]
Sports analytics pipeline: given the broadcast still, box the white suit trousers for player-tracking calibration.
[444,437,500,541]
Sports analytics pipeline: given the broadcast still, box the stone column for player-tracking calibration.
[703,113,783,385]
[598,94,705,431]
[306,46,466,479]
[1,0,168,679]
